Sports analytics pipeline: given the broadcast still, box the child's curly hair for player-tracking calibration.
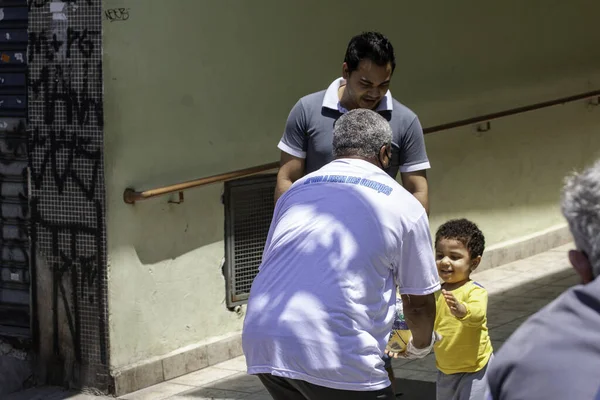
[435,218,485,259]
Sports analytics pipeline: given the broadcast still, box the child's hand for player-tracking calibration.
[442,289,467,318]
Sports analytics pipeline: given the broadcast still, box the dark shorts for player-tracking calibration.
[257,373,395,400]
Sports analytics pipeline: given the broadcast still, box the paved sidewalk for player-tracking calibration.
[9,243,576,400]
[120,243,577,400]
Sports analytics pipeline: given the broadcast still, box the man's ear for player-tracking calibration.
[379,144,391,169]
[569,249,594,284]
[342,62,350,80]
[470,255,482,272]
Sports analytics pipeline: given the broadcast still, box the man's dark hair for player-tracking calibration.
[344,31,396,74]
[435,218,486,259]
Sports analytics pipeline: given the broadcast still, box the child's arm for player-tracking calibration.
[442,286,488,328]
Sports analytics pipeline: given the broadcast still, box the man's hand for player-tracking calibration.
[442,289,467,318]
[386,331,442,360]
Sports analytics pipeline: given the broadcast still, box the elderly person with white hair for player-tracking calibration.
[242,108,440,400]
[486,158,600,400]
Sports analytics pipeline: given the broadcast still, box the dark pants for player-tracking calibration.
[257,373,395,400]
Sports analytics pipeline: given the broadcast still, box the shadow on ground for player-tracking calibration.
[4,386,112,400]
[394,378,436,399]
[173,376,436,399]
[170,375,435,399]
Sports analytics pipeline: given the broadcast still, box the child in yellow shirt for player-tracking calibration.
[434,219,493,400]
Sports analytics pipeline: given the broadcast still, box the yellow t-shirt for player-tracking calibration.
[434,280,493,374]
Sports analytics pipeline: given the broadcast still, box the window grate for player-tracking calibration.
[224,174,276,307]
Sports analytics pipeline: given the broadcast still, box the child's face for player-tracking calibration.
[435,238,479,285]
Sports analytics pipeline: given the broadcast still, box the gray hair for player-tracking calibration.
[561,158,600,276]
[333,109,392,159]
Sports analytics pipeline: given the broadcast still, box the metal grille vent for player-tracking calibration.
[224,174,276,307]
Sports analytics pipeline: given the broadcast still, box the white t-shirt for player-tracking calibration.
[242,158,440,391]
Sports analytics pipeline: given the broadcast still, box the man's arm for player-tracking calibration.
[397,116,430,214]
[394,212,440,350]
[401,293,436,348]
[274,151,305,203]
[274,98,308,203]
[401,170,429,215]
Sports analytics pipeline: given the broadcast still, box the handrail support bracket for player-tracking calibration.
[168,191,185,205]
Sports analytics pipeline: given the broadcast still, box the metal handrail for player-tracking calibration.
[123,89,600,204]
[123,161,280,204]
[422,89,600,134]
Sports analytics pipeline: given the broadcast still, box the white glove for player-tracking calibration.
[400,331,442,360]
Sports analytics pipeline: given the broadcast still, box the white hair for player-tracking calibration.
[561,158,600,276]
[333,109,392,159]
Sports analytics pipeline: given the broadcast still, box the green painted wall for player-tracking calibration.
[102,0,600,369]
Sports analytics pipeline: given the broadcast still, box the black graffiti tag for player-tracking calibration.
[29,28,100,62]
[105,8,130,22]
[28,0,92,9]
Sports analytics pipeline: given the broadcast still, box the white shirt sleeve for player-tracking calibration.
[395,213,441,295]
[277,99,308,158]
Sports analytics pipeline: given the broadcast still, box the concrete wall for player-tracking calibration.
[102,0,600,374]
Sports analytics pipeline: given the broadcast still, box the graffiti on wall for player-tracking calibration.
[28,0,109,389]
[104,8,129,22]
